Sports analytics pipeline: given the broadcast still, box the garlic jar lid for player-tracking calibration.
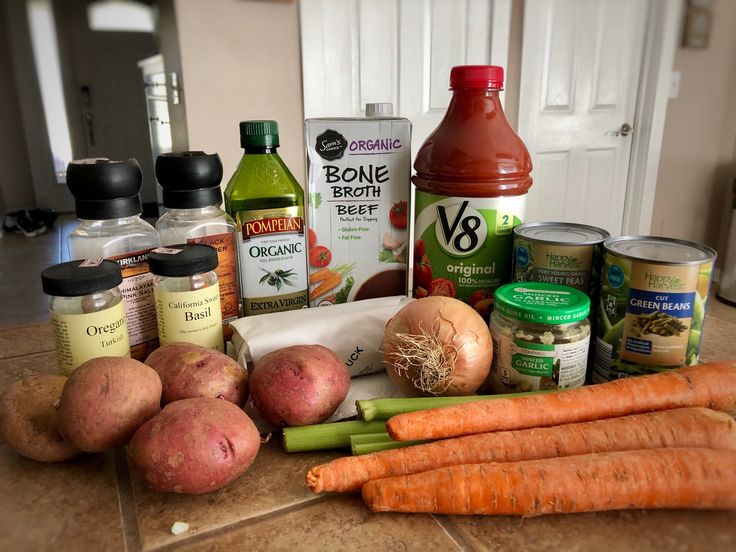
[494,282,590,324]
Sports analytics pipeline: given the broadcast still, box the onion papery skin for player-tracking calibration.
[382,297,493,396]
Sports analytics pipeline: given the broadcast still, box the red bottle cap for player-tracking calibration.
[449,65,504,90]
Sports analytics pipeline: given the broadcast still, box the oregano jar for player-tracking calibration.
[42,259,130,375]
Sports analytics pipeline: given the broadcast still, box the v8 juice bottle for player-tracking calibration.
[225,121,308,315]
[413,66,532,316]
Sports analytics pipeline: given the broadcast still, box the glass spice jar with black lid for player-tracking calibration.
[42,258,131,375]
[149,244,223,351]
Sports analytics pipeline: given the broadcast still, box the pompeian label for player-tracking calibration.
[315,129,348,161]
[413,192,525,304]
[187,232,240,325]
[109,248,158,360]
[50,301,130,375]
[236,206,308,315]
[154,284,224,351]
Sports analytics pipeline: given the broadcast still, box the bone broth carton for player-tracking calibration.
[305,104,411,306]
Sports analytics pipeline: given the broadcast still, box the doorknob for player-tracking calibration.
[613,123,633,137]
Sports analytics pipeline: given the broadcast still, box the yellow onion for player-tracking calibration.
[382,296,493,396]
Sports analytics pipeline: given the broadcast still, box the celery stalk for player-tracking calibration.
[356,390,553,422]
[348,432,394,446]
[282,420,386,453]
[349,433,426,455]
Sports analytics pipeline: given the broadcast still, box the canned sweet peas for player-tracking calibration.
[593,236,715,382]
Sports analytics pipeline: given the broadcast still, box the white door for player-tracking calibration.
[54,0,159,206]
[300,0,511,155]
[518,0,647,237]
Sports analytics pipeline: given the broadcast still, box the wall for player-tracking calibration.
[652,0,736,253]
[0,4,35,211]
[162,0,305,185]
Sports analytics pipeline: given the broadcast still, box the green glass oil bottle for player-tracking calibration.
[225,120,308,315]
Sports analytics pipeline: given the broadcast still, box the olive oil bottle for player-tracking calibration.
[225,120,308,315]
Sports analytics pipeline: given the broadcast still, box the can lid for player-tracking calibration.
[155,151,223,209]
[605,236,717,265]
[67,158,143,220]
[365,103,394,117]
[494,282,591,324]
[450,65,504,90]
[41,259,123,297]
[240,120,279,148]
[514,222,610,245]
[148,244,218,277]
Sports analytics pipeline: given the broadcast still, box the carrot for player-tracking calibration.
[362,448,736,515]
[387,362,736,441]
[307,407,736,493]
[309,267,334,284]
[310,272,342,301]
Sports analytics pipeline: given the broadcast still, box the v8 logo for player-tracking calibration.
[435,201,487,257]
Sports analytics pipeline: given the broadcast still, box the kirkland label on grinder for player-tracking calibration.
[236,206,308,315]
[51,301,130,375]
[187,232,240,323]
[110,249,158,360]
[154,284,223,351]
[413,193,525,302]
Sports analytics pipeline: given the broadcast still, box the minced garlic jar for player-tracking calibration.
[489,282,590,392]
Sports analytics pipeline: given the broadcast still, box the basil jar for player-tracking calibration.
[489,282,590,392]
[149,244,223,352]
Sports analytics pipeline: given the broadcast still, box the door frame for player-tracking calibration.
[518,0,682,236]
[2,0,75,212]
[621,0,682,235]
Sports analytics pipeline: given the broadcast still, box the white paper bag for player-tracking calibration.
[231,295,411,376]
[230,296,413,429]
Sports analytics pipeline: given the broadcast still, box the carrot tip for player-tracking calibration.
[306,466,324,493]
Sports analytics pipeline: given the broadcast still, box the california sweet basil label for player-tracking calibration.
[236,206,308,315]
[413,192,525,302]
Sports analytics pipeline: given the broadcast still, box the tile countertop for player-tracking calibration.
[2,300,736,551]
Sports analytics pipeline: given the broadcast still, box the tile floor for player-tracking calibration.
[0,215,75,328]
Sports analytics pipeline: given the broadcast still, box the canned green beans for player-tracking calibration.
[513,222,609,293]
[593,236,716,382]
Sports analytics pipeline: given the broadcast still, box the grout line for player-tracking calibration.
[113,448,144,552]
[147,495,333,552]
[431,514,476,552]
[0,348,57,362]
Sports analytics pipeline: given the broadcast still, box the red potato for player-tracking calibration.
[0,375,80,462]
[145,342,248,406]
[127,398,260,494]
[58,357,162,452]
[250,345,350,427]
